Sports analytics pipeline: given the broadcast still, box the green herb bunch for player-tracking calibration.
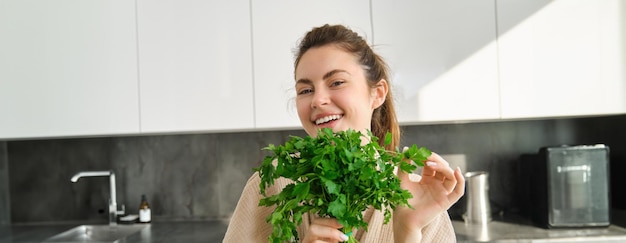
[255,128,431,243]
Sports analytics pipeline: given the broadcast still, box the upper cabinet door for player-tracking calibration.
[498,0,626,118]
[0,0,139,140]
[252,0,372,130]
[137,0,254,133]
[372,0,500,123]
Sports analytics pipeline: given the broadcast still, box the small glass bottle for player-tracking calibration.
[138,194,151,223]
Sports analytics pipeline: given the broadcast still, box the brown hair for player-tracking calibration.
[294,24,401,150]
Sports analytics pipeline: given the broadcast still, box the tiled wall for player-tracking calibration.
[1,114,625,224]
[4,130,306,224]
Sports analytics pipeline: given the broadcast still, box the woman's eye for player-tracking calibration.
[297,88,313,95]
[330,80,345,87]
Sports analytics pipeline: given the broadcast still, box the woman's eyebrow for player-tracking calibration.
[295,78,312,86]
[323,69,350,80]
[296,69,350,85]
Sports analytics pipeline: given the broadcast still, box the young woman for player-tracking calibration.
[223,24,464,243]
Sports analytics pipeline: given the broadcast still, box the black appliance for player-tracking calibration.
[525,144,611,228]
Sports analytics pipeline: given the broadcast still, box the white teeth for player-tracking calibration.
[315,115,342,125]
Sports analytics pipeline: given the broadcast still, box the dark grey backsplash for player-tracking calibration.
[1,115,625,224]
[0,142,9,225]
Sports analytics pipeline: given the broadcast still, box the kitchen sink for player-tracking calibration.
[43,224,147,242]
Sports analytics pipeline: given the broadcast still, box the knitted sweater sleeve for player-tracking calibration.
[223,172,276,243]
[421,211,456,242]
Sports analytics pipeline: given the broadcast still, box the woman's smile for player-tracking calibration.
[314,114,342,125]
[313,114,343,129]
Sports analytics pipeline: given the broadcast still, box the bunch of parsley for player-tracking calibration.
[255,128,431,243]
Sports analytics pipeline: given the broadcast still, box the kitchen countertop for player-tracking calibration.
[454,209,626,242]
[453,220,626,242]
[0,220,229,243]
[1,211,626,242]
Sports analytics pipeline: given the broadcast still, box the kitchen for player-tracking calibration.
[1,0,626,242]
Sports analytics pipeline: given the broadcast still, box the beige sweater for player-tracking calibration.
[223,172,456,243]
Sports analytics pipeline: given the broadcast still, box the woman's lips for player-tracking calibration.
[315,118,339,129]
[314,114,343,125]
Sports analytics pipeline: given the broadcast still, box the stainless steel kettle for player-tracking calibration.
[463,171,491,224]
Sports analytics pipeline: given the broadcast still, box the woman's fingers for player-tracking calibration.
[427,152,450,167]
[424,161,466,204]
[443,170,458,192]
[421,152,459,193]
[303,218,349,243]
[422,159,453,179]
[449,167,466,202]
[399,150,464,202]
[421,153,448,174]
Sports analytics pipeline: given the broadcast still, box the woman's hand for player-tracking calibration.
[302,218,350,243]
[393,151,465,242]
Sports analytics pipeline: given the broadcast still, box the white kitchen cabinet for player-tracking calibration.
[0,0,139,139]
[252,0,372,129]
[372,0,500,123]
[498,0,626,118]
[137,0,254,133]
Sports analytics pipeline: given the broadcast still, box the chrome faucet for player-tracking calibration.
[71,170,125,225]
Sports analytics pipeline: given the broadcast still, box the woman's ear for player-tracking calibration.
[372,79,388,109]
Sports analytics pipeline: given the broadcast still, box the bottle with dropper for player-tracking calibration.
[138,194,151,223]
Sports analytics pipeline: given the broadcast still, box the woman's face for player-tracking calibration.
[295,44,387,137]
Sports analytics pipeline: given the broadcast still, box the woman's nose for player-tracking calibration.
[311,88,330,109]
